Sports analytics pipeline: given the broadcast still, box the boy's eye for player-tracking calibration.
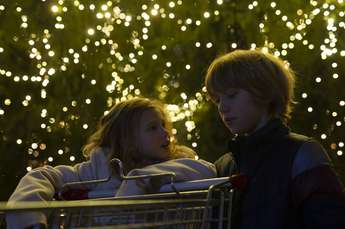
[226,92,237,98]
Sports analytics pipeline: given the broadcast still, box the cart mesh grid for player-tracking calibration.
[1,188,232,229]
[54,199,209,228]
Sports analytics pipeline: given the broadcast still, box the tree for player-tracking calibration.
[0,0,344,200]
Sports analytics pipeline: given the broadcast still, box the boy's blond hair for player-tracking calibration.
[205,49,296,122]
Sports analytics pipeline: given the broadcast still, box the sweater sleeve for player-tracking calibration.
[116,158,216,196]
[6,148,111,229]
[214,153,235,177]
[291,141,345,228]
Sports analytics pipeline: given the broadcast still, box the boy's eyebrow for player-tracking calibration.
[145,119,160,126]
[217,88,238,95]
[226,88,239,93]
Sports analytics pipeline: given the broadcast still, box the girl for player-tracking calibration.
[6,97,216,229]
[205,49,344,229]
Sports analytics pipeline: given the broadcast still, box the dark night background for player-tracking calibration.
[0,0,344,200]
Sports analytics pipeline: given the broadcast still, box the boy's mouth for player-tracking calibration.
[225,117,237,123]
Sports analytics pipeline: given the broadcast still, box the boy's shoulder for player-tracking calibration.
[279,132,331,177]
[274,130,330,175]
[283,132,311,144]
[291,140,331,178]
[276,132,312,156]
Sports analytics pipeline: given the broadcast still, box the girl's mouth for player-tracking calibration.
[161,142,170,148]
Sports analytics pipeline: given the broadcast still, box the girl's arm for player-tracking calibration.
[6,148,111,229]
[116,158,216,196]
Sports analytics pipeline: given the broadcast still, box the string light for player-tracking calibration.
[0,0,344,172]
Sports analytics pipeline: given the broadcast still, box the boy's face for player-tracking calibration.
[216,88,269,135]
[138,109,171,161]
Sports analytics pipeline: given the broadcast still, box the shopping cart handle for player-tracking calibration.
[158,174,248,193]
[111,158,176,181]
[24,223,47,229]
[159,177,231,193]
[111,158,180,195]
[57,158,180,199]
[229,173,248,191]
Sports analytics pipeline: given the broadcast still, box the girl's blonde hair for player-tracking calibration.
[205,49,296,122]
[82,97,177,173]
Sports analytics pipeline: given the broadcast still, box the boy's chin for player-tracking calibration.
[225,124,238,134]
[227,127,238,134]
[229,128,245,136]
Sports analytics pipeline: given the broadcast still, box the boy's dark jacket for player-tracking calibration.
[215,119,345,229]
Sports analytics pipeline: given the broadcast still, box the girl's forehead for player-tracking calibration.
[140,108,164,123]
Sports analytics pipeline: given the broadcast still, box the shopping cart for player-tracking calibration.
[0,159,243,228]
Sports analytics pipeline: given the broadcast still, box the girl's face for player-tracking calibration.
[216,88,270,135]
[137,109,171,161]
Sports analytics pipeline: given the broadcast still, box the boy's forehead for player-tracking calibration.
[215,87,239,96]
[210,71,240,90]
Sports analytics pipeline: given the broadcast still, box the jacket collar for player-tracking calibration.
[228,118,290,173]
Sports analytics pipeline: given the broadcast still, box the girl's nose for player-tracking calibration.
[160,125,169,138]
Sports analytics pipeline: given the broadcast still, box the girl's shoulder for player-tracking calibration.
[172,145,197,159]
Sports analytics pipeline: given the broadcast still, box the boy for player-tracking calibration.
[205,49,345,228]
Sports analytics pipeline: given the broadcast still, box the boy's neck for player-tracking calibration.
[243,115,272,137]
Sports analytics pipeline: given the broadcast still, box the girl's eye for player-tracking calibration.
[149,125,157,131]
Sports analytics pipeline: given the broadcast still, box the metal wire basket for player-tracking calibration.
[1,159,236,228]
[1,182,232,229]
